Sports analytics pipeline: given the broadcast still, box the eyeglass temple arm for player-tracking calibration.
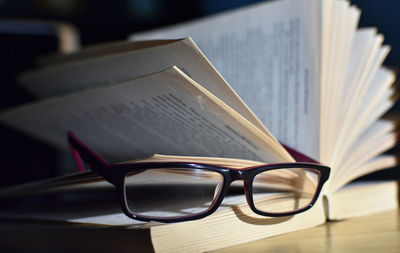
[281,144,320,164]
[68,131,109,174]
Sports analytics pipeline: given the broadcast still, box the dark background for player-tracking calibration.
[0,0,399,187]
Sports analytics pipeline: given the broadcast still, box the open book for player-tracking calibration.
[0,0,398,252]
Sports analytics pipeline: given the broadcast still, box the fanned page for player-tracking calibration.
[317,0,397,198]
[325,29,388,165]
[329,119,397,191]
[321,25,395,192]
[20,38,274,141]
[330,67,396,171]
[130,0,322,160]
[319,0,360,164]
[1,67,292,164]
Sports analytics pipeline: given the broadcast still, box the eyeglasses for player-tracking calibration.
[68,131,330,223]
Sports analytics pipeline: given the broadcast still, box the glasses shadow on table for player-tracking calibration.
[228,204,293,225]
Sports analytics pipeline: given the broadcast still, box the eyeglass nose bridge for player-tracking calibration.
[228,169,251,181]
[227,169,254,208]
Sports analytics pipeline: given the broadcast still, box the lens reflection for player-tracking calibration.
[124,168,223,219]
[252,167,320,214]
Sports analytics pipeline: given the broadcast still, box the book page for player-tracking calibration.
[130,0,322,160]
[20,38,273,140]
[340,155,397,189]
[327,32,389,166]
[319,0,360,164]
[1,67,292,164]
[328,68,396,170]
[327,119,397,191]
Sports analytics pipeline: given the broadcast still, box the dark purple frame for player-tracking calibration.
[68,131,330,223]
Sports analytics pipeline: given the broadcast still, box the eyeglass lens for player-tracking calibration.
[252,167,320,214]
[124,168,224,219]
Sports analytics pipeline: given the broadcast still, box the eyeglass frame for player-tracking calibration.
[68,131,330,223]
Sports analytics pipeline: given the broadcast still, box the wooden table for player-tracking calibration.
[212,209,400,253]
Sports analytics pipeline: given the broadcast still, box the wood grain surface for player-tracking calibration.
[212,209,400,253]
